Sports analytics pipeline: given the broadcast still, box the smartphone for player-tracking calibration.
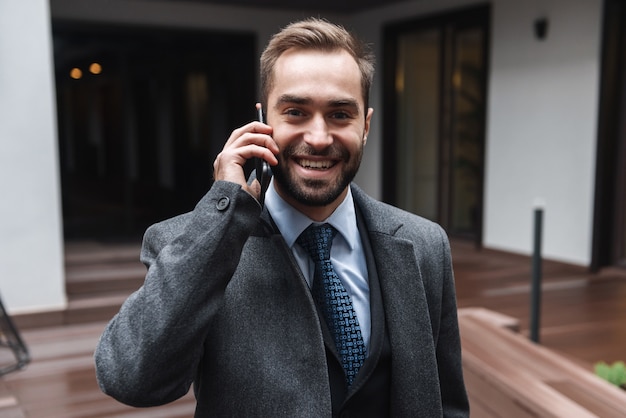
[255,104,272,206]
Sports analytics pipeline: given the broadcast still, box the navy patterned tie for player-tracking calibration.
[297,223,366,387]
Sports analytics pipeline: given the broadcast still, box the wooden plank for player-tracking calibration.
[459,308,626,417]
[548,380,626,417]
[0,377,25,418]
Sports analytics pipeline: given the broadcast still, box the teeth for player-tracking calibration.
[299,159,333,169]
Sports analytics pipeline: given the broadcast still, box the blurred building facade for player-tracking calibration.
[1,0,623,315]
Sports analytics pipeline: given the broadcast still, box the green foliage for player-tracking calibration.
[594,361,626,388]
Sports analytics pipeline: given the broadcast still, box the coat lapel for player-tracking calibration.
[352,185,441,415]
[238,219,333,416]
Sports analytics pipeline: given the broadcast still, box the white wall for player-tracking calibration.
[484,0,602,264]
[352,0,603,265]
[0,0,66,313]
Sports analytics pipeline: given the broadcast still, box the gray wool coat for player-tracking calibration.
[94,181,469,417]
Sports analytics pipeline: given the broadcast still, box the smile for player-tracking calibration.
[297,158,336,170]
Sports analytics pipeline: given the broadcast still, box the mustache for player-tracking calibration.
[281,143,349,161]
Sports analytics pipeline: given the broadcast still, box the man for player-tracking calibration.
[95,18,469,417]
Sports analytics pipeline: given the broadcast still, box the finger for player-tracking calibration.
[224,121,272,148]
[213,143,277,184]
[222,132,279,168]
[220,142,278,166]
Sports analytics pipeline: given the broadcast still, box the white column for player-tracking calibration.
[0,0,67,313]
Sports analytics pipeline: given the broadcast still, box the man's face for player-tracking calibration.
[266,48,373,219]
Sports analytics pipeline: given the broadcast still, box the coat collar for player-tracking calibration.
[350,184,405,237]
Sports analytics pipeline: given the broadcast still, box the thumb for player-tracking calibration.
[246,178,262,202]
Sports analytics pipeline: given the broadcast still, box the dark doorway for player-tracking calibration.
[592,0,626,270]
[53,24,256,241]
[383,5,490,244]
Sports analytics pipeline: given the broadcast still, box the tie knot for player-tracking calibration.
[297,223,337,262]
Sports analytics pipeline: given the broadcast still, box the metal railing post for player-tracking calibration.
[530,206,543,343]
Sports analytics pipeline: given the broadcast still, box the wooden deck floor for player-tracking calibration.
[452,240,626,365]
[1,239,625,417]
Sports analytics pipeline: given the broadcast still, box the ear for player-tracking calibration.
[363,107,374,145]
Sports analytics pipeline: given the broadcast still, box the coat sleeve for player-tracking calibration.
[94,181,261,407]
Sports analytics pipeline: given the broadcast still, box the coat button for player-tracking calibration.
[216,197,230,211]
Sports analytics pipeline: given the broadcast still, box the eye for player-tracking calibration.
[284,108,305,117]
[330,111,353,120]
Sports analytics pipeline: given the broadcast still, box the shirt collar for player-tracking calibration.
[265,179,358,251]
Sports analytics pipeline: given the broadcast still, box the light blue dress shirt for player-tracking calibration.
[264,180,371,351]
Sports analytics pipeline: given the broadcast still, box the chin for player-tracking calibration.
[273,160,357,207]
[290,178,349,207]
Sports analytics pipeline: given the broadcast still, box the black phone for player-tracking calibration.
[255,104,272,206]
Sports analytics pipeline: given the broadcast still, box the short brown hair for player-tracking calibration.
[260,18,375,110]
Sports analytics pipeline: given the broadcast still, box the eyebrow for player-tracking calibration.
[275,94,361,114]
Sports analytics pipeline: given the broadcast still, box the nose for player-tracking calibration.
[303,114,332,150]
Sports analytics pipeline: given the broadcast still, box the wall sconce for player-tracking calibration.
[534,17,549,40]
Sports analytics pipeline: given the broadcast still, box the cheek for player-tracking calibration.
[269,125,295,148]
[343,132,366,153]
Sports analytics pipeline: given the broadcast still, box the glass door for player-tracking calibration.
[447,26,487,238]
[393,29,441,221]
[53,25,255,240]
[383,5,490,242]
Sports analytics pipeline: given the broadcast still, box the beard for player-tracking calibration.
[272,142,363,207]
